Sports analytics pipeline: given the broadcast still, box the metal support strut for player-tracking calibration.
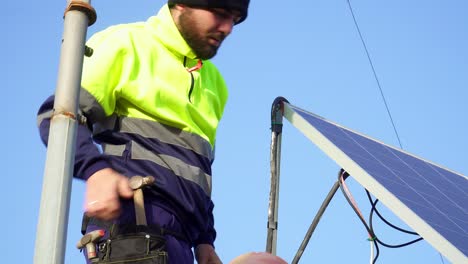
[266,97,289,255]
[291,169,348,264]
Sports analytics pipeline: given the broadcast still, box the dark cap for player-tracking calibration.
[168,0,250,24]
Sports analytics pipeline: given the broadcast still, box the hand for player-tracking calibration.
[84,168,134,221]
[195,244,222,264]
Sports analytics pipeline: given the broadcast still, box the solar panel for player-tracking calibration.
[283,102,468,263]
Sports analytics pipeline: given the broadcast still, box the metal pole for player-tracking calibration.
[34,1,95,263]
[266,97,289,254]
[266,129,282,254]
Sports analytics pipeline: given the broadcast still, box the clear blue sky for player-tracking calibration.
[4,0,467,263]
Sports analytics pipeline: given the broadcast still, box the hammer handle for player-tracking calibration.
[129,176,154,226]
[133,188,147,226]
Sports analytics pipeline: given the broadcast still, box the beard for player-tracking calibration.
[177,10,225,60]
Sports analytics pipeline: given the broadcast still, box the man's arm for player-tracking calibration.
[37,95,111,180]
[191,199,219,263]
[37,95,133,220]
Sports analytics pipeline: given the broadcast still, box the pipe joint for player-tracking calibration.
[64,1,97,26]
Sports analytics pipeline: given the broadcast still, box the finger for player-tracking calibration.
[84,199,102,218]
[117,177,134,198]
[98,207,121,221]
[86,199,121,221]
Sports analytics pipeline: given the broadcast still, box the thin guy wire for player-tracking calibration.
[346,0,403,149]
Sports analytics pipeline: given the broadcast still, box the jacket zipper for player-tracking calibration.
[188,73,195,103]
[184,57,203,103]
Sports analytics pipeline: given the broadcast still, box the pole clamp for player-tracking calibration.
[64,1,97,26]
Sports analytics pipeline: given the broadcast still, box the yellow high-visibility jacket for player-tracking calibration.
[38,4,228,247]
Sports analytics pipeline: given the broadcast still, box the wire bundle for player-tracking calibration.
[338,169,424,263]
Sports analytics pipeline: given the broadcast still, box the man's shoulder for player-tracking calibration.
[95,21,148,38]
[86,20,154,49]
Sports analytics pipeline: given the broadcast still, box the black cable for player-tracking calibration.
[365,191,419,236]
[439,253,446,264]
[373,239,380,264]
[367,191,424,248]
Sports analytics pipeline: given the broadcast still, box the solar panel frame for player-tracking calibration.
[283,102,467,263]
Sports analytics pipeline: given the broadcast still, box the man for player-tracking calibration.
[37,0,249,263]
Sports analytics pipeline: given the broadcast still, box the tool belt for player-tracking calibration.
[78,176,187,263]
[81,216,172,263]
[94,231,167,264]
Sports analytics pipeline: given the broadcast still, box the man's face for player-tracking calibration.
[176,6,241,60]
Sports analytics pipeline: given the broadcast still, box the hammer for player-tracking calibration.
[77,229,105,260]
[129,176,155,226]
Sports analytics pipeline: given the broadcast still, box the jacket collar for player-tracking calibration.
[146,4,198,60]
